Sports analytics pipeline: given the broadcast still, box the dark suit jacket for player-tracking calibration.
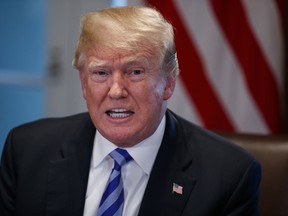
[0,110,261,216]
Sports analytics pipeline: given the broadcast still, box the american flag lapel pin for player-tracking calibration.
[172,183,183,195]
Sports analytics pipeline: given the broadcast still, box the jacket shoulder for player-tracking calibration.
[4,112,93,157]
[14,112,91,132]
[10,112,92,139]
[169,110,258,166]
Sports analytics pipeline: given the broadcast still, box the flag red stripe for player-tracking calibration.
[275,0,285,29]
[210,0,281,133]
[146,0,235,130]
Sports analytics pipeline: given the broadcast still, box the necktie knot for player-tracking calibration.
[110,148,133,170]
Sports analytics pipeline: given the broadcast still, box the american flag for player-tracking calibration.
[172,183,183,195]
[128,0,284,134]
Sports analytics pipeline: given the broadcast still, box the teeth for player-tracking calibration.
[109,112,131,118]
[110,108,128,113]
[107,108,133,118]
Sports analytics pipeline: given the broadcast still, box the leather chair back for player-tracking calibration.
[217,132,288,216]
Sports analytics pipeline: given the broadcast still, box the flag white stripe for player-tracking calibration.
[169,79,203,126]
[242,0,284,91]
[174,0,269,133]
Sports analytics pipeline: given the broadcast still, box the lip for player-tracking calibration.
[106,108,134,119]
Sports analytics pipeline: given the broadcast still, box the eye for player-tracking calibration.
[89,70,111,82]
[126,68,146,81]
[131,69,143,75]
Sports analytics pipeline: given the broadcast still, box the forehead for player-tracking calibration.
[86,49,159,69]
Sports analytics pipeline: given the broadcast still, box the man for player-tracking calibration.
[0,6,261,216]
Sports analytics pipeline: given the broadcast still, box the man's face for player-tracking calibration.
[80,49,175,147]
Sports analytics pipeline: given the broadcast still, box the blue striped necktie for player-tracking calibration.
[97,148,133,216]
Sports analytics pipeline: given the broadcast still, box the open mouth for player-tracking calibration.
[106,108,134,118]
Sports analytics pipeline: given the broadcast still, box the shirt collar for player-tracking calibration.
[91,115,166,175]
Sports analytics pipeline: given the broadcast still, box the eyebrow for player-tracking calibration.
[87,60,110,69]
[87,55,152,71]
[122,55,150,66]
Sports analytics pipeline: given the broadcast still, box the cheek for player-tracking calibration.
[135,81,163,101]
[80,73,87,100]
[151,78,167,100]
[84,82,94,101]
[135,80,166,113]
[83,81,105,105]
[80,73,102,102]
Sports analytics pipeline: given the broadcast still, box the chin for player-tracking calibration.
[103,131,137,147]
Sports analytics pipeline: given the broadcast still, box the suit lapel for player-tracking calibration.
[46,114,95,216]
[138,111,196,216]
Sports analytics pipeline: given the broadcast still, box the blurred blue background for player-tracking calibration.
[0,0,126,154]
[0,0,46,152]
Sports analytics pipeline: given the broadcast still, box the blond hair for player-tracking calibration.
[73,6,179,78]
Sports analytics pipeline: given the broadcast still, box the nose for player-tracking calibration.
[108,72,128,99]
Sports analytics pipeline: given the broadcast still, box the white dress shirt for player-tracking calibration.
[83,116,166,216]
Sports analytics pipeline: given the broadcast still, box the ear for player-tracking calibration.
[163,76,176,100]
[79,71,87,100]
